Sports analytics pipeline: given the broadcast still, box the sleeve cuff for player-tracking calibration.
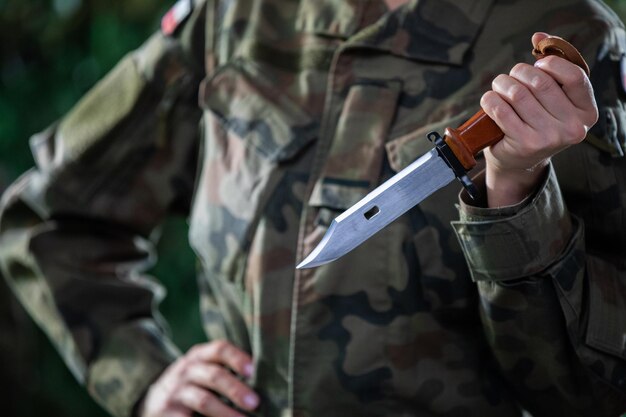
[86,320,181,417]
[452,163,575,282]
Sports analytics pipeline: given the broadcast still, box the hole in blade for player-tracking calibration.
[364,205,380,220]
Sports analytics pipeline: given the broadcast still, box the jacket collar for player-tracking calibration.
[328,0,496,65]
[295,0,388,39]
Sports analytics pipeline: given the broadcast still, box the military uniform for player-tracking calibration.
[1,0,625,416]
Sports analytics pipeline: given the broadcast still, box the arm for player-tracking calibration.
[453,31,626,415]
[0,4,206,415]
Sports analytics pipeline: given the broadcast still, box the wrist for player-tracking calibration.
[485,158,549,207]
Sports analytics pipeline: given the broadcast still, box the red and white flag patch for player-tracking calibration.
[161,0,193,36]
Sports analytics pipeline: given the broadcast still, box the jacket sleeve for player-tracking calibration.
[0,2,210,416]
[451,21,626,417]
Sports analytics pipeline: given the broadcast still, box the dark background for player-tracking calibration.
[1,0,625,416]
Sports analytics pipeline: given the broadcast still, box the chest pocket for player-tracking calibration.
[308,82,401,219]
[189,59,317,280]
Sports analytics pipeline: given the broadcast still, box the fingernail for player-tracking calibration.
[244,363,254,377]
[244,394,259,409]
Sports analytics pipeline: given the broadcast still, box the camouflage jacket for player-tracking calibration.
[1,0,625,416]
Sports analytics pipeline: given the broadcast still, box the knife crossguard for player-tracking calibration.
[437,36,591,197]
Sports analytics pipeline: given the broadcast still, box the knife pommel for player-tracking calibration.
[532,36,590,76]
[442,36,590,171]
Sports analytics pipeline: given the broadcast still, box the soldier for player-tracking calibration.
[0,0,625,416]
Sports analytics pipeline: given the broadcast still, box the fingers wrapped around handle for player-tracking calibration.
[443,36,590,171]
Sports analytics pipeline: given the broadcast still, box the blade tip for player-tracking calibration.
[296,256,323,269]
[295,221,340,270]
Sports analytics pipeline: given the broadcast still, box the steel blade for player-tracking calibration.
[297,148,455,269]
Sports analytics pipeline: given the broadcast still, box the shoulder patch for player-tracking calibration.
[161,0,193,36]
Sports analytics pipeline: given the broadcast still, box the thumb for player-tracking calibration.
[531,31,551,49]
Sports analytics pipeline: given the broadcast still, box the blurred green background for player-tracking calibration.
[0,0,625,416]
[0,1,204,416]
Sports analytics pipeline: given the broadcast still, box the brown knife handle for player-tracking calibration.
[443,36,590,170]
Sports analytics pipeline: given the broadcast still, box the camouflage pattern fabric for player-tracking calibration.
[1,0,626,416]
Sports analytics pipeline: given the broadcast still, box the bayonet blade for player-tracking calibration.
[297,148,456,269]
[296,36,591,269]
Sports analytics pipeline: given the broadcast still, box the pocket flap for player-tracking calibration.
[309,82,401,210]
[199,60,318,162]
[385,111,473,173]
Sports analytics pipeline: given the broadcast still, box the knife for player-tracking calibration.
[297,36,590,269]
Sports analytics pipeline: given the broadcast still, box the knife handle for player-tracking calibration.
[443,36,590,170]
